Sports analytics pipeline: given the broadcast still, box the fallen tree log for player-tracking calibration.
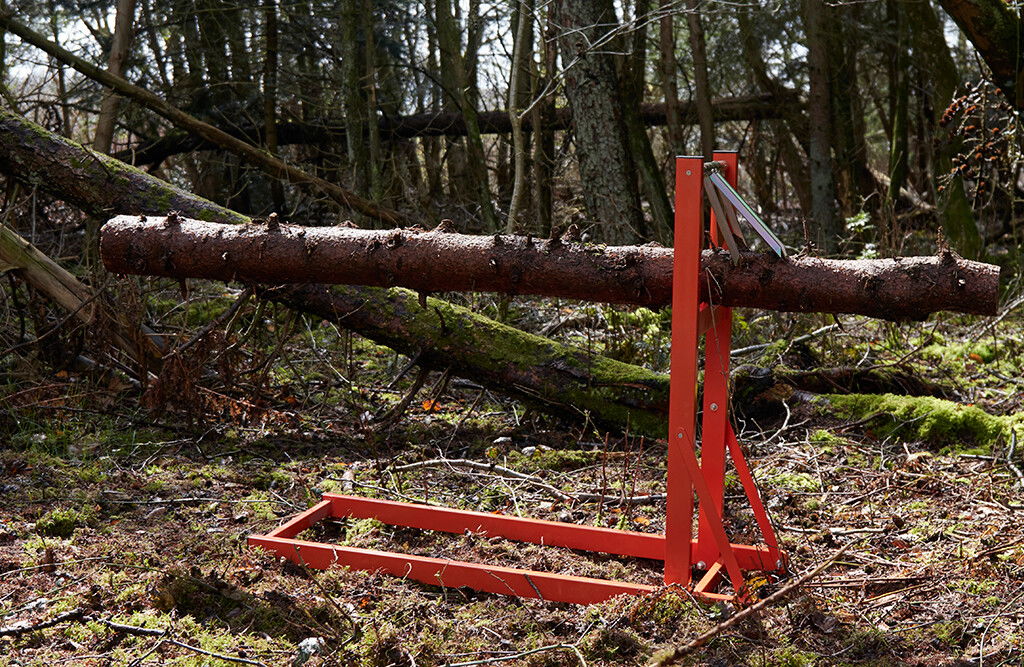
[101,215,1000,320]
[0,107,668,431]
[260,283,672,435]
[114,93,794,167]
[0,108,987,435]
[260,284,960,436]
[0,223,164,371]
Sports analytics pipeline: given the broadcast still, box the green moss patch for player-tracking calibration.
[823,393,1023,453]
[35,505,96,537]
[506,448,603,471]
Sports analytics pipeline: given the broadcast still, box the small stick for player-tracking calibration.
[373,365,429,424]
[0,607,87,637]
[647,543,852,667]
[446,642,587,667]
[167,286,253,358]
[394,457,666,506]
[95,619,267,666]
[1006,430,1024,488]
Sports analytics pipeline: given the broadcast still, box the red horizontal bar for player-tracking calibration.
[249,535,658,605]
[694,562,723,595]
[266,499,333,539]
[323,493,664,560]
[320,494,783,572]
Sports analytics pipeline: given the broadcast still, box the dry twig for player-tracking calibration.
[647,543,852,667]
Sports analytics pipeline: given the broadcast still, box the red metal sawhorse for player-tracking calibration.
[249,153,787,605]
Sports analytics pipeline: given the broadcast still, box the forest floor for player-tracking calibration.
[2,289,1024,666]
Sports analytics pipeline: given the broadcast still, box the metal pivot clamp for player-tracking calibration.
[249,152,787,605]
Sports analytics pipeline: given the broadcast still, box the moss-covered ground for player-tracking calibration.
[3,271,1024,665]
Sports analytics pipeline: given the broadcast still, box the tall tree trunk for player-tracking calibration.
[341,0,370,199]
[686,0,714,159]
[659,0,683,154]
[619,0,673,241]
[803,0,840,252]
[826,4,875,218]
[555,0,644,243]
[531,4,557,236]
[0,24,13,110]
[423,0,443,202]
[93,0,136,154]
[262,0,284,212]
[908,0,982,257]
[885,0,909,225]
[363,0,385,201]
[88,0,137,262]
[435,0,499,230]
[506,0,534,233]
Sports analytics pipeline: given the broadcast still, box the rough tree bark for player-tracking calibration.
[532,4,558,236]
[262,0,284,212]
[555,0,645,243]
[101,216,1000,320]
[802,0,840,252]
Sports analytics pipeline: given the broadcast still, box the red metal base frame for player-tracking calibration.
[248,493,783,605]
[249,152,789,605]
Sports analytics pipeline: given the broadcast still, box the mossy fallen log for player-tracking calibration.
[259,284,672,435]
[820,393,1023,454]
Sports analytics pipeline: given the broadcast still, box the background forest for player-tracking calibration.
[1,1,1024,666]
[2,0,1022,254]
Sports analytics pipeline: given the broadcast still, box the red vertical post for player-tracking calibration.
[665,157,704,586]
[695,151,737,566]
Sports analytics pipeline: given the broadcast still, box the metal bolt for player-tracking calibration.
[676,433,683,439]
[696,561,706,570]
[710,402,719,411]
[685,170,692,176]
